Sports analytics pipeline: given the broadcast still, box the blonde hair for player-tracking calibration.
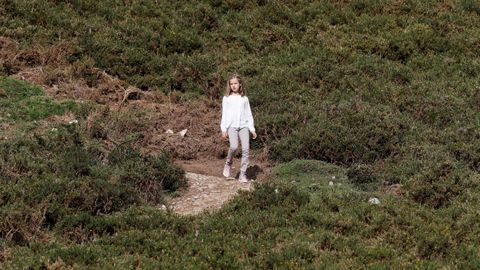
[224,74,245,96]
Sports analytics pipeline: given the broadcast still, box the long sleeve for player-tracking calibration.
[220,96,228,132]
[245,97,255,133]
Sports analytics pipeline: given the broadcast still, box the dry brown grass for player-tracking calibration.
[0,210,45,246]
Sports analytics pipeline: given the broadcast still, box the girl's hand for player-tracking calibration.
[251,131,257,140]
[222,132,228,139]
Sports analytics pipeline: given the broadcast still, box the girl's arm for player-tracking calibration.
[220,96,228,133]
[245,97,255,134]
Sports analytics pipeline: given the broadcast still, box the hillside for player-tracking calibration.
[1,0,480,268]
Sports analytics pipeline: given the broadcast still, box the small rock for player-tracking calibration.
[332,176,336,180]
[165,129,174,134]
[159,204,167,211]
[178,129,187,137]
[368,197,380,205]
[68,119,78,125]
[274,188,279,194]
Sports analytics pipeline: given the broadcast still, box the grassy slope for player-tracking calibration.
[1,0,480,268]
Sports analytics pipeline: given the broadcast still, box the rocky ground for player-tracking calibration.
[170,158,272,215]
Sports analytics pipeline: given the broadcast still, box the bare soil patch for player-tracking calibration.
[170,172,253,215]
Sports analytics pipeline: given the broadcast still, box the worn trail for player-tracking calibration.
[170,172,253,215]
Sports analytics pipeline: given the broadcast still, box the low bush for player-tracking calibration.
[0,203,43,245]
[231,180,310,211]
[269,103,408,165]
[109,145,186,202]
[347,163,379,191]
[405,162,479,208]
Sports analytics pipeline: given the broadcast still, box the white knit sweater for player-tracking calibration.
[220,95,255,133]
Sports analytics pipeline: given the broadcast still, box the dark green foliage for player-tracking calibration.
[406,162,478,208]
[109,145,186,202]
[238,180,310,211]
[347,164,377,185]
[269,103,408,164]
[462,0,480,14]
[6,175,480,269]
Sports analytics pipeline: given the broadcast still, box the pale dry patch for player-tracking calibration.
[170,172,253,215]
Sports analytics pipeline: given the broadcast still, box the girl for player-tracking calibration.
[220,74,257,183]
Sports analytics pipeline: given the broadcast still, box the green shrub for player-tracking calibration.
[347,164,378,186]
[462,0,480,14]
[236,180,310,211]
[109,145,186,202]
[269,103,408,165]
[0,203,43,245]
[405,162,479,208]
[56,212,116,242]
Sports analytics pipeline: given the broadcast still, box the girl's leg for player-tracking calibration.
[225,127,239,167]
[238,127,250,177]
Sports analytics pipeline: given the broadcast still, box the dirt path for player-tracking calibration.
[170,158,271,215]
[169,172,253,215]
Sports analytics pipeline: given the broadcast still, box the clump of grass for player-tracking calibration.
[0,76,75,122]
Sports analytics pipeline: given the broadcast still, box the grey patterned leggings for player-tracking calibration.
[225,127,250,174]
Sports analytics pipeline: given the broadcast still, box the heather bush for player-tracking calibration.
[269,103,408,164]
[405,162,479,208]
[347,164,377,186]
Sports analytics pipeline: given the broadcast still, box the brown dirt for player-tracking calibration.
[170,157,272,215]
[170,172,253,215]
[1,36,273,215]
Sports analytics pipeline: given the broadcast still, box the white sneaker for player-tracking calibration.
[223,164,231,178]
[239,173,248,183]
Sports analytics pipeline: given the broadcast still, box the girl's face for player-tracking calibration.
[229,78,240,94]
